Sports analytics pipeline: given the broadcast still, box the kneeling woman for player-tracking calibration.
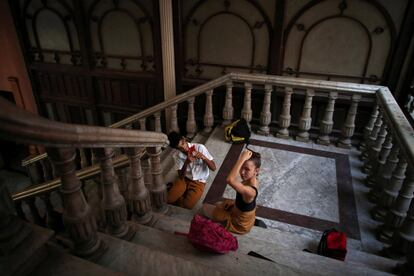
[203,149,260,234]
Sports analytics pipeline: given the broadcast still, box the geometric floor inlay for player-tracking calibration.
[204,139,361,239]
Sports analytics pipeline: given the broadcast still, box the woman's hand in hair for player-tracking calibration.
[240,150,252,161]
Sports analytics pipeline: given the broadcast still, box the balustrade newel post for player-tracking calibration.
[147,146,168,214]
[378,163,414,244]
[360,104,379,153]
[186,97,197,137]
[241,82,253,125]
[47,148,106,259]
[258,84,273,136]
[338,94,361,148]
[95,148,135,241]
[222,81,234,126]
[126,147,153,224]
[296,89,315,142]
[203,90,214,133]
[317,92,337,145]
[277,87,293,139]
[169,105,179,133]
[371,153,405,221]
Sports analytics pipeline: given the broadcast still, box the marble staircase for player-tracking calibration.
[7,126,403,275]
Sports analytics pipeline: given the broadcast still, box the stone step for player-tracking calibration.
[31,245,123,276]
[146,212,392,276]
[155,205,397,274]
[1,223,53,276]
[93,232,230,276]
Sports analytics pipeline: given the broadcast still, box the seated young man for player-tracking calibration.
[167,132,216,209]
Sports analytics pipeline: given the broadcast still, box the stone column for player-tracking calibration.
[203,90,214,133]
[363,124,388,174]
[139,118,146,131]
[95,148,135,241]
[377,163,414,243]
[147,146,168,214]
[371,154,406,221]
[241,82,253,125]
[222,81,234,126]
[338,94,361,148]
[126,147,153,225]
[258,84,273,135]
[168,104,179,133]
[159,0,176,131]
[296,89,315,142]
[359,104,379,152]
[277,87,293,139]
[317,92,338,145]
[186,97,197,137]
[47,148,106,259]
[362,115,383,161]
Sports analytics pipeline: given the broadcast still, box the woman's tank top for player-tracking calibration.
[235,186,258,212]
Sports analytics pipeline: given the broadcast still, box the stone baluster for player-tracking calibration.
[42,193,64,232]
[115,168,129,203]
[79,149,88,169]
[0,181,32,270]
[168,104,179,133]
[139,120,152,189]
[154,112,162,133]
[27,162,43,184]
[388,169,414,256]
[241,82,253,125]
[47,148,105,259]
[40,158,53,181]
[126,147,153,224]
[366,132,393,189]
[222,81,234,125]
[139,118,146,130]
[258,84,273,135]
[27,197,45,226]
[14,201,27,221]
[377,162,414,243]
[359,104,379,152]
[361,114,383,161]
[317,92,338,145]
[363,124,388,174]
[371,153,406,221]
[277,87,293,139]
[338,94,361,148]
[296,89,315,142]
[95,148,135,240]
[147,146,168,214]
[203,89,214,133]
[186,97,197,137]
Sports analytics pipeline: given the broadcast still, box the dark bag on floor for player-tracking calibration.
[317,229,347,261]
[224,118,251,144]
[187,214,238,254]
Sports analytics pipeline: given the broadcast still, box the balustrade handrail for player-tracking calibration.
[0,97,168,148]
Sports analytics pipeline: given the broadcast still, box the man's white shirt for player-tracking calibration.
[174,143,213,183]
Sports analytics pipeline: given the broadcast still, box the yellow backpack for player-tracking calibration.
[224,119,251,144]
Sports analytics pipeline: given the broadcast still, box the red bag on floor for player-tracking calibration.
[317,229,347,261]
[187,214,238,254]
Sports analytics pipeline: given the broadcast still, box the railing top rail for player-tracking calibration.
[0,98,168,148]
[377,87,414,168]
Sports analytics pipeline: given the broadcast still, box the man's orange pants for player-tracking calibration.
[167,177,205,209]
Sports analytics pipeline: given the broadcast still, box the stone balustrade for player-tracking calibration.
[4,73,414,271]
